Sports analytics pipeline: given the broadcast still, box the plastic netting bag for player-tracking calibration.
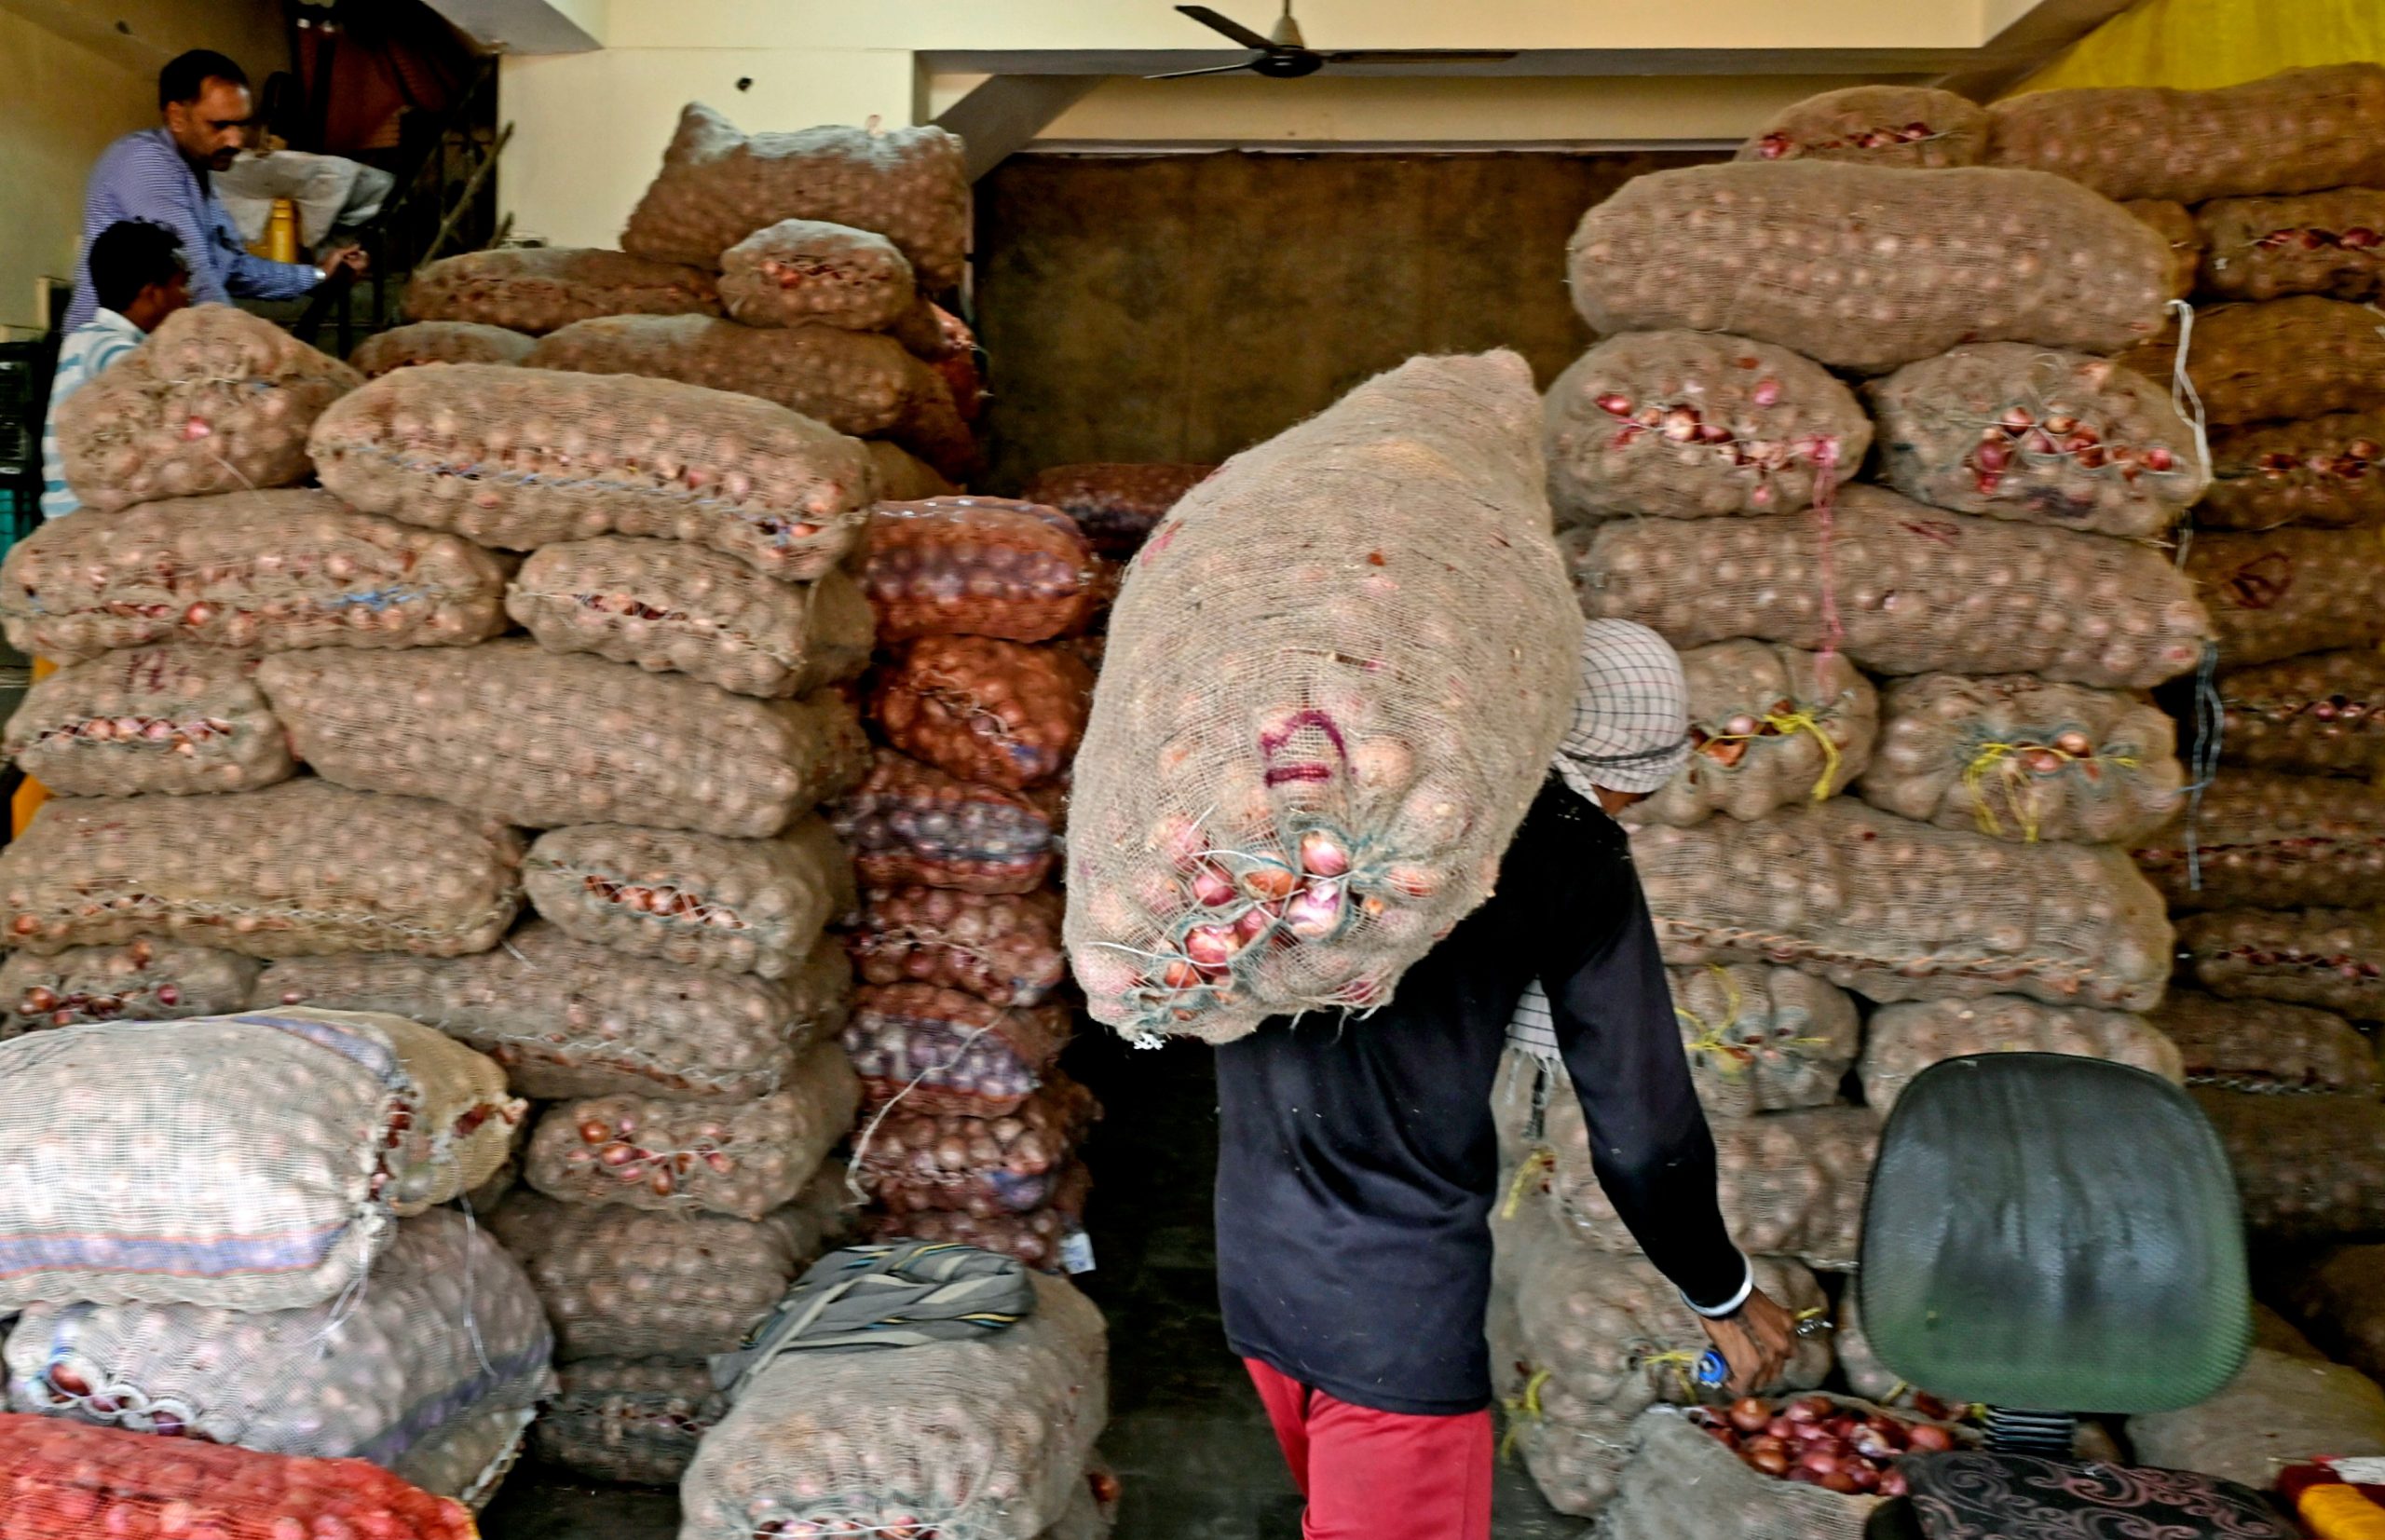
[1573,484,2214,688]
[873,637,1094,791]
[0,1413,479,1540]
[0,490,508,662]
[402,246,720,333]
[2134,769,2385,912]
[717,218,917,331]
[349,320,535,377]
[4,647,291,797]
[1542,332,1871,524]
[865,441,957,503]
[508,537,874,698]
[1632,799,2173,1011]
[523,1043,858,1220]
[51,305,361,512]
[2196,1089,2385,1238]
[1864,345,2205,536]
[1983,63,2385,203]
[0,782,524,959]
[1666,962,1860,1119]
[857,1166,1091,1271]
[845,885,1067,1007]
[1068,352,1578,1044]
[2125,200,2205,301]
[2197,189,2385,304]
[0,1008,513,1309]
[1737,84,1987,167]
[833,747,1059,894]
[860,497,1101,643]
[2186,526,2385,665]
[2282,1246,2385,1388]
[844,982,1073,1118]
[2201,414,2385,532]
[533,1357,724,1484]
[1622,642,1874,830]
[855,1070,1098,1217]
[1017,464,1216,559]
[2117,297,2385,428]
[2177,906,2385,1018]
[258,640,866,838]
[2220,650,2385,776]
[255,919,836,1102]
[679,1270,1105,1540]
[621,104,969,288]
[1854,673,2183,845]
[2128,1348,2385,1491]
[1565,162,2170,373]
[0,938,256,1037]
[525,314,935,438]
[523,816,852,979]
[2149,989,2378,1095]
[3,1208,552,1494]
[486,1192,823,1360]
[1859,996,2180,1113]
[308,363,873,581]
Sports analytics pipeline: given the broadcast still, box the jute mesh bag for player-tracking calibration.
[2149,989,2378,1095]
[51,304,361,511]
[308,364,873,582]
[853,1070,1097,1216]
[1983,63,2385,203]
[258,640,866,838]
[0,938,256,1036]
[1737,85,1988,168]
[678,1271,1107,1540]
[1564,162,2171,373]
[524,816,852,978]
[874,636,1095,791]
[2177,906,2385,1019]
[621,104,969,289]
[2115,296,2385,428]
[533,1357,723,1484]
[2125,200,2205,301]
[523,1042,858,1220]
[2,1208,552,1493]
[2201,413,2385,531]
[1066,351,1579,1043]
[486,1192,822,1360]
[2194,1089,2385,1238]
[1631,799,2173,1011]
[525,314,934,438]
[846,885,1068,1008]
[1854,673,2183,845]
[2220,650,2385,776]
[834,747,1058,895]
[2186,526,2385,665]
[0,782,524,958]
[402,247,720,334]
[0,490,508,662]
[1666,962,1860,1119]
[255,919,818,1103]
[1620,641,1874,829]
[718,219,917,331]
[0,1007,513,1308]
[861,497,1102,645]
[2197,189,2385,304]
[2129,1348,2385,1491]
[4,647,291,797]
[1859,996,2181,1113]
[1864,345,2205,536]
[349,321,535,378]
[2135,769,2385,911]
[2283,1246,2385,1386]
[508,537,874,698]
[1573,484,2214,689]
[1542,332,1872,524]
[1017,464,1217,559]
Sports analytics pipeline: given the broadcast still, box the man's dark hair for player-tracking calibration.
[89,220,187,313]
[158,49,247,109]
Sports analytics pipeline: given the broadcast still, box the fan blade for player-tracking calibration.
[1319,49,1522,63]
[1145,60,1263,79]
[1176,6,1278,49]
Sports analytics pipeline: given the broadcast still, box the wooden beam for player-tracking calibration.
[1934,0,2143,100]
[934,75,1108,181]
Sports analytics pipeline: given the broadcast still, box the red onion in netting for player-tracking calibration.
[843,981,1072,1118]
[2196,188,2385,303]
[872,635,1095,791]
[1737,85,1987,168]
[2198,412,2385,531]
[2115,296,2385,428]
[0,937,256,1037]
[844,884,1067,1006]
[2134,769,2385,912]
[2,647,292,797]
[831,748,1057,894]
[859,498,1101,644]
[2218,650,2385,776]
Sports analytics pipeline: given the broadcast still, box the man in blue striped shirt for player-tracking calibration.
[40,221,192,521]
[63,49,365,332]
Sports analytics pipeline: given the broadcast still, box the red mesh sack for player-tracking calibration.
[0,938,256,1036]
[844,885,1067,1007]
[842,981,1071,1117]
[2133,769,2385,912]
[717,219,916,331]
[525,313,934,438]
[402,246,720,334]
[1737,85,1987,167]
[349,320,534,377]
[1017,464,1217,558]
[854,1071,1099,1217]
[861,497,1099,642]
[831,748,1057,894]
[871,636,1094,791]
[2200,413,2385,531]
[861,1164,1092,1273]
[2115,296,2385,428]
[2184,526,2385,666]
[2220,650,2385,776]
[2124,200,2205,301]
[2197,189,2385,303]
[4,647,291,797]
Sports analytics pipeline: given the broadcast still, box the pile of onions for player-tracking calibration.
[871,636,1094,791]
[1685,1396,1956,1496]
[841,982,1070,1117]
[844,885,1066,1006]
[2201,413,2385,530]
[854,1071,1097,1218]
[0,938,256,1036]
[2198,188,2385,302]
[831,748,1056,894]
[859,498,1099,643]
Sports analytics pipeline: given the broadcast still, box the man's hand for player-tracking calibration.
[317,244,368,280]
[1697,1286,1798,1396]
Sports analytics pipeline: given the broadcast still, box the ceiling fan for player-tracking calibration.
[1151,3,1520,80]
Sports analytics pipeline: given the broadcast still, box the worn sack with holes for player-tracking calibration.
[1737,85,1987,168]
[1666,963,1860,1119]
[403,247,720,334]
[2135,769,2385,912]
[0,490,507,663]
[0,783,523,959]
[4,647,291,797]
[51,305,361,512]
[1574,484,2214,689]
[845,885,1068,1008]
[860,498,1102,644]
[2222,651,2385,777]
[2187,526,2385,665]
[1621,642,1875,830]
[2,1209,552,1497]
[1860,997,2180,1113]
[508,537,875,698]
[1855,674,2183,845]
[1865,345,2205,537]
[854,1070,1097,1217]
[2177,906,2385,1019]
[533,1357,724,1484]
[350,320,535,378]
[2150,990,2378,1095]
[1542,332,1872,524]
[0,939,255,1037]
[873,637,1095,791]
[308,364,873,582]
[2196,1089,2385,1238]
[1633,799,2173,1011]
[717,219,917,331]
[526,314,938,439]
[2201,413,2385,531]
[2117,297,2385,429]
[1018,464,1215,558]
[2197,189,2385,304]
[843,981,1072,1118]
[832,748,1058,894]
[1566,162,2170,373]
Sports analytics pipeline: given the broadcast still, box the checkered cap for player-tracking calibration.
[1554,620,1691,799]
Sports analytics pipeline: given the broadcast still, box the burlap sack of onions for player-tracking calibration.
[2151,988,2378,1096]
[534,1358,725,1485]
[4,647,291,797]
[0,937,255,1036]
[844,884,1066,1007]
[1859,996,2180,1114]
[716,218,917,331]
[525,313,936,439]
[2176,906,2385,1019]
[1618,643,1874,830]
[349,320,534,378]
[872,635,1094,791]
[2195,1087,2385,1238]
[1663,963,1859,1120]
[865,441,957,504]
[2122,199,2203,300]
[2134,769,2385,912]
[1736,85,1987,168]
[2186,526,2385,665]
[2115,296,2385,428]
[403,247,719,334]
[2196,188,2385,304]
[2219,651,2385,776]
[2199,413,2385,531]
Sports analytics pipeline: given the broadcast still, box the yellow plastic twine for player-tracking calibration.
[1961,741,2138,842]
[1637,1348,1706,1400]
[1700,710,1845,802]
[1676,963,1753,1072]
[1501,1148,1557,1220]
[1499,1368,1551,1461]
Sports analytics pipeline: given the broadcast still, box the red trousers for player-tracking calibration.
[1244,1358,1494,1540]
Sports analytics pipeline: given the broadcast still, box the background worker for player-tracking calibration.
[39,220,192,522]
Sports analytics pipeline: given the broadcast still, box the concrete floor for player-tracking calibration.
[480,1034,1587,1539]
